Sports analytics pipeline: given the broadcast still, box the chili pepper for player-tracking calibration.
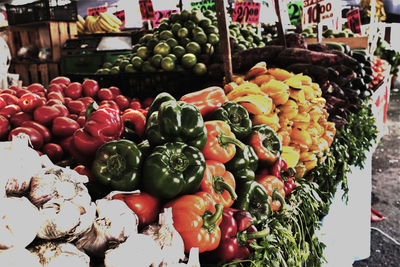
[225,145,258,185]
[209,101,252,140]
[52,116,80,137]
[202,120,245,163]
[233,180,270,216]
[145,99,207,150]
[112,192,161,227]
[180,86,228,117]
[247,124,282,165]
[270,156,296,196]
[121,109,146,142]
[164,192,223,253]
[255,174,285,211]
[73,105,123,155]
[200,160,237,208]
[92,139,143,191]
[211,208,270,262]
[142,141,205,200]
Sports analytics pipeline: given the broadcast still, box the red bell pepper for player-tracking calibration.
[0,115,10,139]
[60,135,93,165]
[21,121,52,144]
[270,156,296,196]
[112,192,162,227]
[64,82,83,100]
[52,116,80,137]
[82,79,99,98]
[115,94,130,111]
[33,105,62,126]
[210,208,270,263]
[42,143,64,163]
[97,88,114,101]
[200,160,237,208]
[108,86,121,97]
[8,126,44,150]
[18,93,43,112]
[180,86,228,117]
[202,120,245,163]
[73,106,123,155]
[10,111,33,127]
[0,104,21,119]
[121,109,146,138]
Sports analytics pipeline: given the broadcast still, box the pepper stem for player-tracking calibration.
[213,176,237,200]
[218,133,245,150]
[272,188,285,210]
[203,203,224,233]
[245,226,270,240]
[85,101,99,120]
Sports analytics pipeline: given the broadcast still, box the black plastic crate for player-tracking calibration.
[6,0,77,25]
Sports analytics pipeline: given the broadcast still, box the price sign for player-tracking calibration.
[346,8,361,34]
[287,1,303,26]
[190,0,216,13]
[302,0,336,26]
[232,1,261,24]
[153,10,178,27]
[113,10,125,28]
[139,0,155,20]
[87,6,108,16]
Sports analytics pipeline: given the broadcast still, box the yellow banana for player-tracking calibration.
[105,12,123,26]
[76,21,85,32]
[234,94,273,115]
[227,82,265,101]
[98,17,119,32]
[77,14,86,25]
[99,12,119,29]
[268,68,293,81]
[285,75,303,89]
[246,62,268,80]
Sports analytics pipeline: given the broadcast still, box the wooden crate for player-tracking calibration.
[7,21,77,62]
[10,62,59,87]
[305,36,369,49]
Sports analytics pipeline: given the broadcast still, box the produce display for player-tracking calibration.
[77,13,123,34]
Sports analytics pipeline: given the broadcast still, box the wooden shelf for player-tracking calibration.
[305,36,369,49]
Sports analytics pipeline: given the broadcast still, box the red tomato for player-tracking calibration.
[46,99,64,106]
[8,126,44,149]
[52,116,80,137]
[47,91,65,104]
[27,83,45,94]
[21,121,52,144]
[142,97,154,108]
[99,100,119,112]
[64,82,83,100]
[0,115,10,139]
[42,143,64,163]
[115,95,130,111]
[0,97,6,110]
[97,88,114,101]
[18,93,43,112]
[2,89,17,95]
[0,104,21,119]
[67,100,86,115]
[15,88,31,98]
[82,79,99,98]
[52,104,69,117]
[78,96,95,108]
[112,192,161,226]
[50,76,71,86]
[0,93,19,105]
[129,98,142,110]
[47,83,64,96]
[33,105,62,126]
[108,86,121,97]
[10,111,33,127]
[8,85,21,92]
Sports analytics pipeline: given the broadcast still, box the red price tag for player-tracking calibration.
[233,1,261,24]
[87,6,108,16]
[139,0,155,20]
[153,10,178,27]
[346,8,361,34]
[113,10,125,29]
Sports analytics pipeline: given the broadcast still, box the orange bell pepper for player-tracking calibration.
[200,160,237,208]
[255,174,285,211]
[165,192,223,253]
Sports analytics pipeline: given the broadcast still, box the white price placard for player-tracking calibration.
[302,0,339,28]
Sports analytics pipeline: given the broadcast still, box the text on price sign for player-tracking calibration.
[153,10,178,27]
[302,0,335,26]
[139,0,155,20]
[87,6,108,16]
[346,8,361,34]
[287,1,303,26]
[190,0,216,12]
[233,1,261,24]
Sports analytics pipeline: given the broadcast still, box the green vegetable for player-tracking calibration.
[234,180,270,215]
[225,145,258,185]
[142,142,206,199]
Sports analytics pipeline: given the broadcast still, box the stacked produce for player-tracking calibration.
[76,13,123,34]
[374,38,400,78]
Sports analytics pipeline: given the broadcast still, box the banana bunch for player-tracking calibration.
[76,13,122,34]
[224,62,336,177]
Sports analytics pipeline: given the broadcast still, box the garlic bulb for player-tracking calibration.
[75,198,138,256]
[104,234,163,267]
[0,248,41,267]
[28,241,90,267]
[30,166,96,241]
[142,208,185,265]
[0,197,40,249]
[0,134,43,196]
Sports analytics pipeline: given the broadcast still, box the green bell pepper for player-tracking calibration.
[146,92,176,122]
[209,101,252,140]
[145,99,208,150]
[225,145,258,185]
[142,142,206,200]
[234,180,271,216]
[92,139,143,191]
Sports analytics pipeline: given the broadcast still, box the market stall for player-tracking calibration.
[0,0,396,266]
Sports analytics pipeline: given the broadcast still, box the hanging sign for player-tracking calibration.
[232,1,261,24]
[139,0,155,20]
[346,8,362,34]
[302,0,336,27]
[190,0,216,12]
[153,10,178,27]
[287,0,303,26]
[87,6,108,16]
[113,10,125,28]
